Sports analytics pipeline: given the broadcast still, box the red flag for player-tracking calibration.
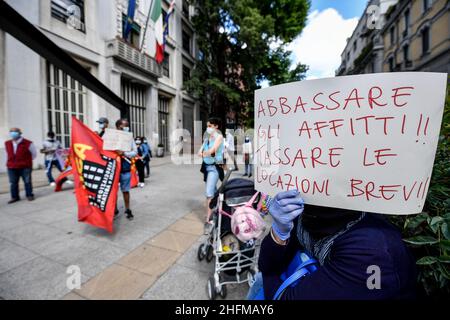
[70,117,121,233]
[54,152,73,192]
[130,157,139,188]
[54,168,72,192]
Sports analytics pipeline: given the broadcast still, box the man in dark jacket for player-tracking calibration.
[5,128,37,203]
[257,190,417,300]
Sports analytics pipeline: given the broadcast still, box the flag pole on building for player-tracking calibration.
[140,0,154,51]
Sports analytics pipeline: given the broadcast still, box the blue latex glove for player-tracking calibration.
[267,190,304,241]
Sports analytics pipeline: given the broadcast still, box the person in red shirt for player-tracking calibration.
[4,128,37,203]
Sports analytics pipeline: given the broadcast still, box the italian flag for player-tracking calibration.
[151,0,164,64]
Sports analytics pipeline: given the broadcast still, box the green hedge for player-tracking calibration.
[390,82,450,297]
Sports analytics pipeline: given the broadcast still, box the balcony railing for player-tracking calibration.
[106,38,161,78]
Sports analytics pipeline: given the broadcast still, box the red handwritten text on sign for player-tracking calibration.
[254,73,447,215]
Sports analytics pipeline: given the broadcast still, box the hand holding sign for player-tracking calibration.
[268,190,305,241]
[254,72,447,215]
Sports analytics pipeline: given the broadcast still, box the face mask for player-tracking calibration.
[206,127,215,135]
[245,138,250,142]
[99,123,105,129]
[136,140,141,144]
[143,140,147,144]
[122,127,130,132]
[9,131,20,140]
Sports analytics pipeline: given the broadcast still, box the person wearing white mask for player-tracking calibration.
[96,117,109,137]
[198,117,224,234]
[4,128,37,203]
[41,131,62,186]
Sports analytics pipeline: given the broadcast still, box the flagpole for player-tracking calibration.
[140,0,154,52]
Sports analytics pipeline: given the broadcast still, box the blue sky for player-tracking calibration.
[310,0,369,19]
[286,0,369,80]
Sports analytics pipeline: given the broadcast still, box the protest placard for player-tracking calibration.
[102,128,133,152]
[254,72,447,214]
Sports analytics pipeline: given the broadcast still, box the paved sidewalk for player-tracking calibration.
[0,157,251,300]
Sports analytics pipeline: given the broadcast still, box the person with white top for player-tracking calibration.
[41,131,62,186]
[242,136,253,177]
[224,129,238,171]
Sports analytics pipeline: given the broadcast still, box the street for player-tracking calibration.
[0,158,249,300]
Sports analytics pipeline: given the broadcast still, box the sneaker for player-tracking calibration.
[138,183,145,188]
[243,173,248,177]
[27,196,35,201]
[7,198,20,204]
[50,182,56,187]
[65,180,74,185]
[114,209,120,220]
[248,174,252,178]
[125,209,134,220]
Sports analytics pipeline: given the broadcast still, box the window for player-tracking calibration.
[182,0,189,18]
[121,79,146,138]
[51,0,85,32]
[182,30,191,54]
[353,40,357,52]
[46,63,86,148]
[198,50,204,61]
[423,0,431,12]
[122,14,141,48]
[346,52,350,61]
[182,65,191,83]
[421,27,430,55]
[390,26,395,45]
[403,9,410,37]
[158,97,170,152]
[162,52,170,78]
[388,57,394,72]
[403,44,410,66]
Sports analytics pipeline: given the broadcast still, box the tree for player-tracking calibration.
[184,0,309,129]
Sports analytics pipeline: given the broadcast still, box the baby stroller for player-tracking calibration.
[197,170,265,300]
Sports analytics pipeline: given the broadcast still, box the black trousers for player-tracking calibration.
[135,159,145,183]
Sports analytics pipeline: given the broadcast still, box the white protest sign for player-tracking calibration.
[102,128,133,152]
[254,72,447,215]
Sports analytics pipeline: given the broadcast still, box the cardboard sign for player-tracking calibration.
[254,72,447,215]
[102,128,133,152]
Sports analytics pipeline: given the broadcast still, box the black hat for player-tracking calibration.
[96,117,109,124]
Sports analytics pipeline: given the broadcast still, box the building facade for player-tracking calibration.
[0,0,200,172]
[381,0,450,73]
[337,0,399,76]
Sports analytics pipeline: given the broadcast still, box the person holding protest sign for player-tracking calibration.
[115,119,137,220]
[198,117,224,234]
[248,190,417,300]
